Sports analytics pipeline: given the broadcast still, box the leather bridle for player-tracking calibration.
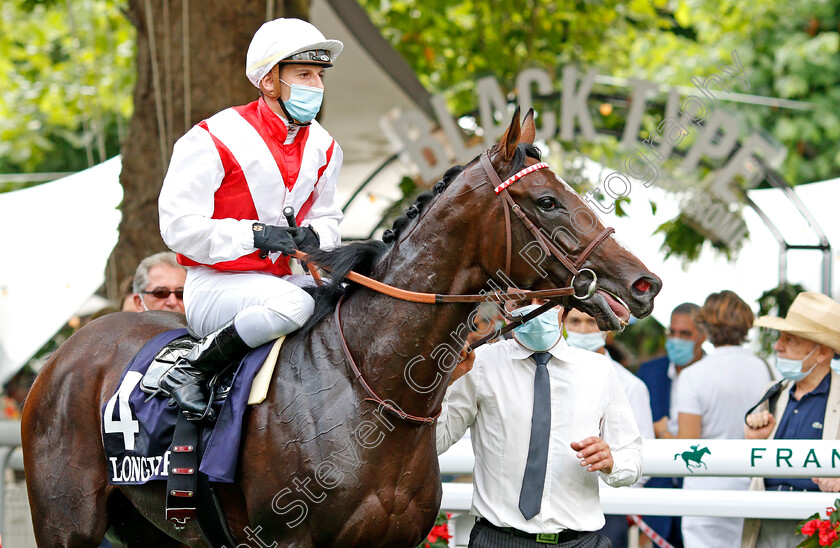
[479,153,614,296]
[291,151,616,425]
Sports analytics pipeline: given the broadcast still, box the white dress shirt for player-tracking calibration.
[609,357,655,441]
[436,337,642,534]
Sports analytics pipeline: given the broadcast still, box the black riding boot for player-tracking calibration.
[158,320,251,420]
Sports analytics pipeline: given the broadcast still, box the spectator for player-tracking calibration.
[675,291,772,548]
[636,302,706,547]
[566,308,655,439]
[565,308,654,548]
[437,305,642,547]
[131,252,187,313]
[742,292,840,548]
[119,276,139,312]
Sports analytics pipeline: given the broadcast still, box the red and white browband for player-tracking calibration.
[493,162,550,194]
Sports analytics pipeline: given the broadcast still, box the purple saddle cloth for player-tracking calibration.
[102,328,274,484]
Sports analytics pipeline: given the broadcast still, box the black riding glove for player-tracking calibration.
[284,226,320,251]
[252,223,297,255]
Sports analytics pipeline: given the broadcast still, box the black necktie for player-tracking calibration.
[519,351,552,520]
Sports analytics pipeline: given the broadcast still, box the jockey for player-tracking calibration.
[157,18,344,419]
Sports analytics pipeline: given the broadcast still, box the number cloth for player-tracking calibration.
[103,329,275,484]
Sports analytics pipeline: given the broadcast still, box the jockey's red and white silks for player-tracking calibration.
[159,98,343,277]
[493,162,550,194]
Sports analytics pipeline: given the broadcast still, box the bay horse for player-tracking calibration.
[22,109,661,547]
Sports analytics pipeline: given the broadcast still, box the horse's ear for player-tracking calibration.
[520,109,536,145]
[493,106,521,163]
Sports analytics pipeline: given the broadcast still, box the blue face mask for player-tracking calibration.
[279,79,323,123]
[511,304,561,352]
[776,346,819,382]
[831,358,840,376]
[565,331,606,352]
[665,337,696,366]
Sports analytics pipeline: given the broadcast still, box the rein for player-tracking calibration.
[290,151,615,426]
[333,296,439,425]
[290,249,576,304]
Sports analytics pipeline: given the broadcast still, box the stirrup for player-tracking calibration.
[157,361,217,422]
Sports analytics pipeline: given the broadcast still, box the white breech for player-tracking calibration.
[184,266,316,348]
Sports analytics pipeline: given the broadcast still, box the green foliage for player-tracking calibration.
[359,0,674,113]
[756,282,807,358]
[359,0,840,266]
[655,214,707,265]
[613,315,667,367]
[0,0,134,177]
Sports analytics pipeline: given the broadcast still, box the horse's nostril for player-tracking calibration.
[633,278,652,294]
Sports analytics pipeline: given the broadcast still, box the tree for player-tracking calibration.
[0,0,133,179]
[107,0,308,296]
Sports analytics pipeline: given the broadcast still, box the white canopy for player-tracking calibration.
[0,157,122,384]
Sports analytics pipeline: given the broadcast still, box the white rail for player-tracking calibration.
[439,438,840,547]
[440,438,840,478]
[442,483,840,519]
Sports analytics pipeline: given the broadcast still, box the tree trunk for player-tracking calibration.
[107,0,309,299]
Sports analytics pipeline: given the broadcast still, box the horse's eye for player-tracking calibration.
[537,197,557,211]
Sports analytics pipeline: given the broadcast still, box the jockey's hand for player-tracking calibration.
[253,223,297,255]
[744,410,775,439]
[571,437,613,474]
[283,226,320,251]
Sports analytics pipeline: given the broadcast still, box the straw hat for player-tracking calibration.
[754,292,840,353]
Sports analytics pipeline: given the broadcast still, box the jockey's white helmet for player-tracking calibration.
[246,18,344,88]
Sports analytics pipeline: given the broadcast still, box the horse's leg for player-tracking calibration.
[22,314,186,547]
[22,347,122,547]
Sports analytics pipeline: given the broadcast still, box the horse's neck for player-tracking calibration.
[340,188,490,416]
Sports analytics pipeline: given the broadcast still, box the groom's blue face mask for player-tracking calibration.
[511,304,561,352]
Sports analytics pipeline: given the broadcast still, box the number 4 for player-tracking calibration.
[104,371,142,451]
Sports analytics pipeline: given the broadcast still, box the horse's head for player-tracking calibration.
[471,108,662,330]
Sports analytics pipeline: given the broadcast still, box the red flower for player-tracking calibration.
[819,527,838,546]
[427,524,452,543]
[803,519,822,536]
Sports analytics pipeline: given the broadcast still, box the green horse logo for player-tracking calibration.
[674,444,711,473]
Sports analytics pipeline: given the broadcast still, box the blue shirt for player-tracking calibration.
[765,373,831,491]
[637,356,671,422]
